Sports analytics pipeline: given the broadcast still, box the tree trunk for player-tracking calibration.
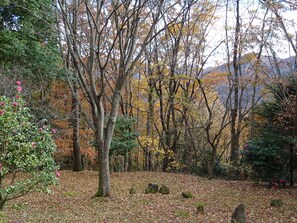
[94,99,111,197]
[290,144,294,186]
[95,89,121,197]
[207,164,213,180]
[162,152,169,172]
[97,142,111,196]
[144,150,149,171]
[149,150,154,171]
[230,0,240,166]
[128,150,133,172]
[124,151,128,172]
[146,81,155,171]
[72,84,82,172]
[207,153,216,180]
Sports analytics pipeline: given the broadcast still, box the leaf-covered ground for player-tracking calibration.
[4,171,297,222]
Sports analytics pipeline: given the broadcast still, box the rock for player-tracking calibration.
[271,199,283,207]
[159,185,170,194]
[145,183,158,194]
[231,203,246,223]
[181,191,193,198]
[129,187,136,194]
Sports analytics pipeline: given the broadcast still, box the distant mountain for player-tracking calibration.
[202,55,296,108]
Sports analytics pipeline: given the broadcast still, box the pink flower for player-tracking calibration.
[38,127,43,131]
[16,86,22,93]
[0,102,4,106]
[16,81,21,85]
[0,110,5,115]
[13,101,18,107]
[55,171,61,178]
[16,95,20,99]
[32,142,36,148]
[272,186,277,189]
[51,129,57,134]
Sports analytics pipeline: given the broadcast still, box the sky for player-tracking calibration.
[204,0,297,67]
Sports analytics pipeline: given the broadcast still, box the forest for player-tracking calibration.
[0,0,297,222]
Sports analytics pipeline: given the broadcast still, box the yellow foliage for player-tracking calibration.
[138,136,159,151]
[167,23,182,36]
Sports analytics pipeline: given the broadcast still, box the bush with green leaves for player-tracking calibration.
[243,87,295,182]
[110,116,138,156]
[0,81,58,209]
[242,128,290,181]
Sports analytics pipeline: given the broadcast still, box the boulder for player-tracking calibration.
[145,183,159,194]
[231,203,246,223]
[159,185,170,194]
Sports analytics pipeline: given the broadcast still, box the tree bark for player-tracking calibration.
[290,144,294,186]
[95,88,122,197]
[128,150,133,172]
[72,83,82,172]
[207,151,216,180]
[230,0,241,166]
[97,142,111,196]
[146,81,155,171]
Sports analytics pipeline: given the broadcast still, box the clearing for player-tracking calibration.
[4,171,297,222]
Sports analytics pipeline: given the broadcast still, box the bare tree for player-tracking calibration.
[55,0,184,196]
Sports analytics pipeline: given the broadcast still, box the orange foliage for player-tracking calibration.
[49,81,97,167]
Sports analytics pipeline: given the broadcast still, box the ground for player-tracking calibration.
[4,171,297,222]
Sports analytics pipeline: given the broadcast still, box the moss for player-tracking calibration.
[129,187,136,194]
[182,191,193,198]
[271,199,283,207]
[0,211,6,223]
[175,210,190,218]
[63,191,76,197]
[145,188,156,194]
[145,183,159,194]
[231,203,246,223]
[11,202,26,211]
[159,185,170,194]
[194,202,205,213]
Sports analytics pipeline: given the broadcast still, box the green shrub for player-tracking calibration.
[0,82,58,209]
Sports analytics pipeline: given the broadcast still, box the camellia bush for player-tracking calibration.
[0,81,59,209]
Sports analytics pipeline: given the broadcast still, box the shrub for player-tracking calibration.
[0,81,58,209]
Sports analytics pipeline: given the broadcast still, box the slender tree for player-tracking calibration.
[56,0,177,196]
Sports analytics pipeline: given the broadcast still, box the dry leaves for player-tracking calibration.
[4,171,297,223]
